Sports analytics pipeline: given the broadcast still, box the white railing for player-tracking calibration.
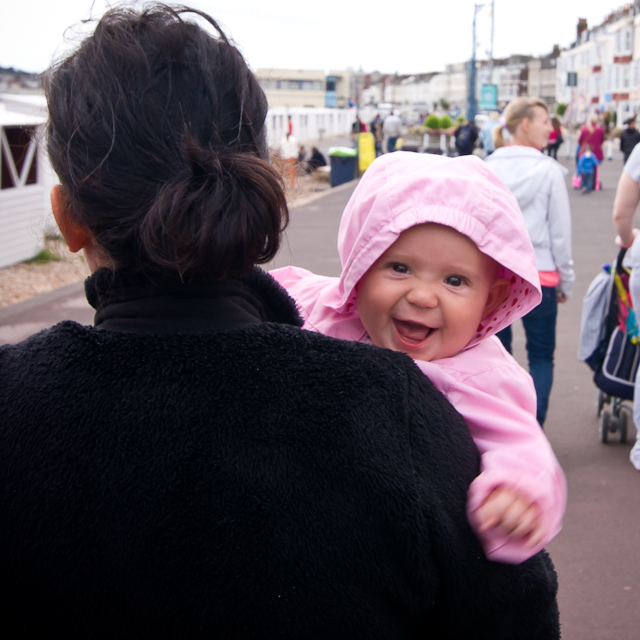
[266,107,356,148]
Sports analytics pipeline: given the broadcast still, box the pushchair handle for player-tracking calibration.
[615,247,629,274]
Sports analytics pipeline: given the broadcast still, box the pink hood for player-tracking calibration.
[272,151,541,349]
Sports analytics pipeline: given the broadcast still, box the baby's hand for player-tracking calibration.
[473,485,544,550]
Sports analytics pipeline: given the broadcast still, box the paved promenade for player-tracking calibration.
[1,148,638,638]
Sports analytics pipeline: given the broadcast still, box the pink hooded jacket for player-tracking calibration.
[271,151,566,563]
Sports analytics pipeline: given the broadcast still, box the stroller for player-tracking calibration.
[579,248,640,443]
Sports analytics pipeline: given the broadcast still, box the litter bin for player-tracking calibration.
[328,147,358,187]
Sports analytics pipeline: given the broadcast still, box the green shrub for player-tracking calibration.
[456,115,465,125]
[424,114,441,129]
[439,115,452,130]
[555,103,567,117]
[25,248,62,265]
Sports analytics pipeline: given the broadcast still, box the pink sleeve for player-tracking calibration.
[417,351,567,564]
[269,266,335,328]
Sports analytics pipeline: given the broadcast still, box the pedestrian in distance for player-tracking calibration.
[0,4,561,637]
[578,116,605,163]
[479,111,500,156]
[453,117,479,156]
[578,115,605,188]
[577,144,600,194]
[545,117,563,160]
[487,96,575,427]
[612,141,640,471]
[272,151,567,567]
[382,110,402,153]
[370,113,383,157]
[620,116,640,164]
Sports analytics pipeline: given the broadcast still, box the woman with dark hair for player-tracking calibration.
[0,5,560,637]
[545,116,563,159]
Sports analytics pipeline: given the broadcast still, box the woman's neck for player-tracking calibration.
[510,134,536,148]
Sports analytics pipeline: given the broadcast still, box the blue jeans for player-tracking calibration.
[387,137,398,153]
[497,286,558,426]
[581,171,594,192]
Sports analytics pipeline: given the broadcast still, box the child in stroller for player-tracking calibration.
[579,248,640,443]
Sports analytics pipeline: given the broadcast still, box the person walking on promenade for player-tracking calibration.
[383,110,402,153]
[480,111,500,156]
[612,142,640,471]
[578,116,605,188]
[0,4,561,637]
[620,116,640,164]
[578,116,605,162]
[486,97,575,427]
[577,144,600,194]
[453,117,479,156]
[370,113,383,156]
[545,117,563,160]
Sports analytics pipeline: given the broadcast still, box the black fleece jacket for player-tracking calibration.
[0,268,559,639]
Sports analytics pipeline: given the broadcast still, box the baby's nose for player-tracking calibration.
[406,283,438,307]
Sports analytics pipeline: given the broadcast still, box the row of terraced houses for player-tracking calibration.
[259,4,640,127]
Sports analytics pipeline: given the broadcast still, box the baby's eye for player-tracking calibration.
[389,263,410,274]
[445,275,466,287]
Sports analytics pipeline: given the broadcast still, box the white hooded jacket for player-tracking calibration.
[485,145,575,297]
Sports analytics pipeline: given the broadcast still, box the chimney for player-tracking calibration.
[577,18,588,41]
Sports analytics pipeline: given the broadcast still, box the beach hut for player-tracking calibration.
[0,95,49,269]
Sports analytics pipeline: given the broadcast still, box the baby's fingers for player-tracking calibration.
[473,489,518,533]
[500,503,538,539]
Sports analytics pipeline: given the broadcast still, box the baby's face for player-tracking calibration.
[356,223,508,362]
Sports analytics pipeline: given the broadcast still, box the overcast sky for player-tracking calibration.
[0,1,627,76]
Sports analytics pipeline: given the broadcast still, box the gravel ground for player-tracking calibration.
[0,173,330,309]
[0,239,90,308]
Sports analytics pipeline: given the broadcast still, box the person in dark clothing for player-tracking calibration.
[454,119,479,156]
[620,117,640,163]
[306,145,327,171]
[370,113,383,156]
[0,5,560,638]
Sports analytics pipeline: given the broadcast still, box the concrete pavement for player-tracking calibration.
[1,148,638,638]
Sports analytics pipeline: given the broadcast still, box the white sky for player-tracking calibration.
[0,1,627,76]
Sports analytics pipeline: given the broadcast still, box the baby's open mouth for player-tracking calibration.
[393,319,434,343]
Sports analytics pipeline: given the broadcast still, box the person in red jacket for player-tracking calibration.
[578,116,605,188]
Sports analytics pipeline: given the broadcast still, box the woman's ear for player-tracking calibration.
[50,185,88,253]
[483,277,511,316]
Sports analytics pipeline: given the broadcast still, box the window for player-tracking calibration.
[1,126,38,190]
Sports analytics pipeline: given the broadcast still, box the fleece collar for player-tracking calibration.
[85,267,303,334]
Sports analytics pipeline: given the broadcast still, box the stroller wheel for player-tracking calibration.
[599,409,611,443]
[596,390,609,416]
[619,408,631,444]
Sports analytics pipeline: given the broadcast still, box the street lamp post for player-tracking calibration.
[468,2,494,121]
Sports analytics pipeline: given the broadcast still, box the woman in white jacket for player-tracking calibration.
[486,97,575,427]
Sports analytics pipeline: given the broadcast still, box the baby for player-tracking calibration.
[272,151,567,563]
